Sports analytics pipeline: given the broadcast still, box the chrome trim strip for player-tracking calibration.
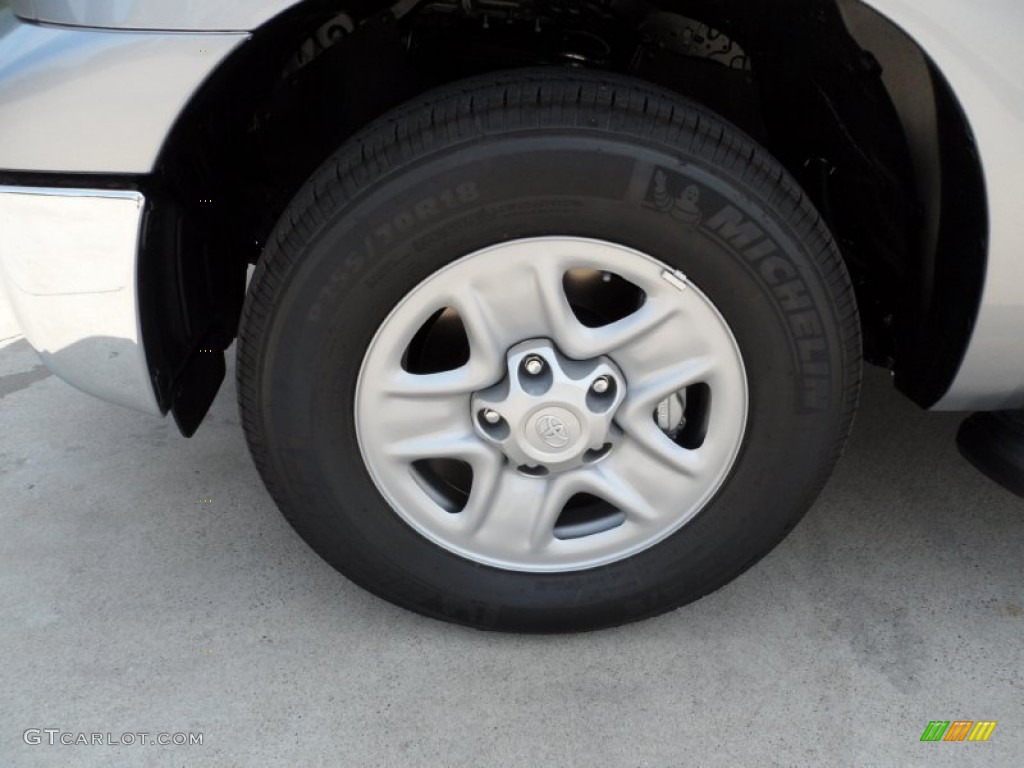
[0,185,161,415]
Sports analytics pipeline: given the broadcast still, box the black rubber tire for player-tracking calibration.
[237,69,861,632]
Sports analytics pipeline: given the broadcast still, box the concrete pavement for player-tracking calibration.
[0,299,1021,767]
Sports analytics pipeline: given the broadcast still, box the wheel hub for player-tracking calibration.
[471,340,626,475]
[356,236,749,572]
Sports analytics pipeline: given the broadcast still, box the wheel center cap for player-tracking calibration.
[471,340,626,475]
[530,407,581,452]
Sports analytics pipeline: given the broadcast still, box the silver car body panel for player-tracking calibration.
[0,187,160,414]
[859,0,1024,409]
[0,12,244,174]
[0,0,1021,411]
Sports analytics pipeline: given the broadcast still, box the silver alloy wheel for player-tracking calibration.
[355,237,748,572]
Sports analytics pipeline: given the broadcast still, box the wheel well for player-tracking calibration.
[145,0,986,434]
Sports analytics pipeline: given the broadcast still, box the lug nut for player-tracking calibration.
[482,409,502,425]
[524,357,545,375]
[592,376,611,394]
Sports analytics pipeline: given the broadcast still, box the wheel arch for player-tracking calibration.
[144,0,987,434]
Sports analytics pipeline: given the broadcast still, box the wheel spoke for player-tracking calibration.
[611,302,714,378]
[617,412,706,479]
[561,464,659,523]
[621,356,716,416]
[531,259,591,355]
[458,447,507,528]
[585,435,696,522]
[564,298,684,361]
[611,355,712,475]
[385,366,491,399]
[464,468,569,556]
[387,426,482,462]
[458,256,608,360]
[371,384,473,447]
[447,290,509,384]
[453,265,553,350]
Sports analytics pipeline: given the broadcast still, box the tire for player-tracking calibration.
[237,69,861,632]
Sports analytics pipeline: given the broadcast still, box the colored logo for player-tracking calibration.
[920,721,997,742]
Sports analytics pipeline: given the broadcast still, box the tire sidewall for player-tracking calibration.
[249,132,852,630]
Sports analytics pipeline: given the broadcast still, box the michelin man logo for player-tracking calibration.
[646,168,704,226]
